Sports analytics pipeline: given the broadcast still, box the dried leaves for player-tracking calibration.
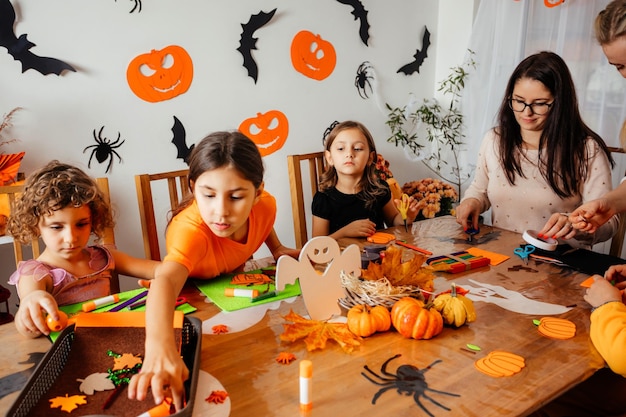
[280,310,361,353]
[361,245,435,290]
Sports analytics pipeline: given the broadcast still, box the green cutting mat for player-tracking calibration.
[193,269,301,312]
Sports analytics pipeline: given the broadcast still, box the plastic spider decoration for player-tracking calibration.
[83,126,125,174]
[362,354,460,417]
[354,61,374,99]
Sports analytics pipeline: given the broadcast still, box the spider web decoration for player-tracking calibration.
[362,354,459,417]
[83,126,125,174]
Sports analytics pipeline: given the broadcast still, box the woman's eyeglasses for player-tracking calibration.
[508,98,553,115]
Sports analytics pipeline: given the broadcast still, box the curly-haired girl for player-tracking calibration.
[7,160,158,338]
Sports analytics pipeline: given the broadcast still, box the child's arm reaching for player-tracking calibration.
[386,195,420,228]
[312,215,376,239]
[128,260,189,411]
[14,274,59,338]
[108,247,160,280]
[264,229,300,260]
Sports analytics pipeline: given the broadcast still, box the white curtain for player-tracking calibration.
[462,0,626,166]
[459,0,626,254]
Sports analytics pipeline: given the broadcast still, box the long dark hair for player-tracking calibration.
[169,131,264,221]
[496,51,613,198]
[319,120,387,208]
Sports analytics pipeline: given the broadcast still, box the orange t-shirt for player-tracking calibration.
[163,190,276,278]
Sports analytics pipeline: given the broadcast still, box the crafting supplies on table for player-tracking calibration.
[427,251,491,273]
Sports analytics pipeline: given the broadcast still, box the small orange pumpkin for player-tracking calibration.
[290,30,336,80]
[346,304,391,337]
[127,45,194,103]
[391,297,443,340]
[239,110,289,156]
[46,310,69,332]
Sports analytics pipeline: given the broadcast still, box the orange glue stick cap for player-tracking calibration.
[299,360,313,412]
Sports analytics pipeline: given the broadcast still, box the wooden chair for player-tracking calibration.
[0,178,120,293]
[135,169,190,261]
[287,152,325,248]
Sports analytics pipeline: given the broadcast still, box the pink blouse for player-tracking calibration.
[8,245,115,306]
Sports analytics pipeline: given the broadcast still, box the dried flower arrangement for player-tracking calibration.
[402,178,458,220]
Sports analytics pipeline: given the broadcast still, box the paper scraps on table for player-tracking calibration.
[463,279,573,315]
[77,373,115,395]
[474,351,525,377]
[275,352,296,365]
[465,247,509,266]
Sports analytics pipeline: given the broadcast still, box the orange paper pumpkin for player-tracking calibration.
[544,0,565,7]
[239,110,289,156]
[127,45,193,103]
[290,30,336,80]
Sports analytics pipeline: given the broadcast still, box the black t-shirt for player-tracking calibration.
[311,185,391,233]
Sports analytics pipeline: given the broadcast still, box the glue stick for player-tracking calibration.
[81,294,120,312]
[299,359,313,412]
[224,288,259,298]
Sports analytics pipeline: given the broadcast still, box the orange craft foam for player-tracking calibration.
[299,360,313,412]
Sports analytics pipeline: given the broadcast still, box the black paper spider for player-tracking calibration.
[362,354,460,417]
[355,61,374,99]
[83,126,125,174]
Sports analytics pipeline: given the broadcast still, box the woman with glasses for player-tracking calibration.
[456,51,617,247]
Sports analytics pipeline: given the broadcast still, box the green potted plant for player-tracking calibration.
[386,50,475,196]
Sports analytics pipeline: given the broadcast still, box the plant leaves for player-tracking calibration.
[49,394,87,412]
[280,310,361,353]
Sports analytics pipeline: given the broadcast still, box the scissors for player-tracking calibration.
[397,193,410,232]
[514,245,535,265]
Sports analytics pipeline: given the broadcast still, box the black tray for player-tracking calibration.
[6,316,201,417]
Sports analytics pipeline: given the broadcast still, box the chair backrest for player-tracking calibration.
[0,177,120,293]
[135,169,190,261]
[287,152,325,248]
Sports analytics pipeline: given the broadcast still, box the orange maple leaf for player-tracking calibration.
[113,353,143,370]
[205,390,229,404]
[280,310,361,353]
[49,394,87,413]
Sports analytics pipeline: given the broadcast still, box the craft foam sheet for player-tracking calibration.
[194,270,301,312]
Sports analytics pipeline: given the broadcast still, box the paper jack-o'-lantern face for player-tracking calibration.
[290,30,336,81]
[239,110,289,157]
[127,45,194,103]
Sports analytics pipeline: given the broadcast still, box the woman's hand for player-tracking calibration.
[455,198,481,231]
[128,339,189,411]
[539,213,577,240]
[14,290,58,338]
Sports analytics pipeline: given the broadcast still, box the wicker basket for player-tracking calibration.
[339,271,425,309]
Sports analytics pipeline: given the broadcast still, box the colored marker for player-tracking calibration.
[108,290,149,312]
[299,360,313,412]
[396,241,433,255]
[224,288,259,298]
[82,294,120,312]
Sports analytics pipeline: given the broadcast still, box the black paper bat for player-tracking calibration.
[171,116,194,165]
[236,8,277,84]
[336,0,370,46]
[397,26,431,75]
[0,0,76,75]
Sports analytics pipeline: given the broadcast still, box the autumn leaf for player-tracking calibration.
[49,394,87,413]
[280,310,361,353]
[77,372,115,395]
[113,353,143,371]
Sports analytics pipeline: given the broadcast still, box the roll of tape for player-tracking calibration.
[522,230,558,251]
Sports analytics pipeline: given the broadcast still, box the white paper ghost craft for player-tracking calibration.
[275,236,361,320]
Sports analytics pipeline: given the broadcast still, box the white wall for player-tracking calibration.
[0,1,475,308]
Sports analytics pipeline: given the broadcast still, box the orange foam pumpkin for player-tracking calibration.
[290,30,336,81]
[239,110,289,156]
[127,45,194,103]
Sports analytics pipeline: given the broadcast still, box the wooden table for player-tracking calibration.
[0,217,604,417]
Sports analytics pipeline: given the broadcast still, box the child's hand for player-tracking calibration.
[340,219,377,238]
[605,264,626,287]
[14,290,59,338]
[584,275,622,309]
[128,340,189,411]
[394,195,422,223]
[271,245,300,260]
